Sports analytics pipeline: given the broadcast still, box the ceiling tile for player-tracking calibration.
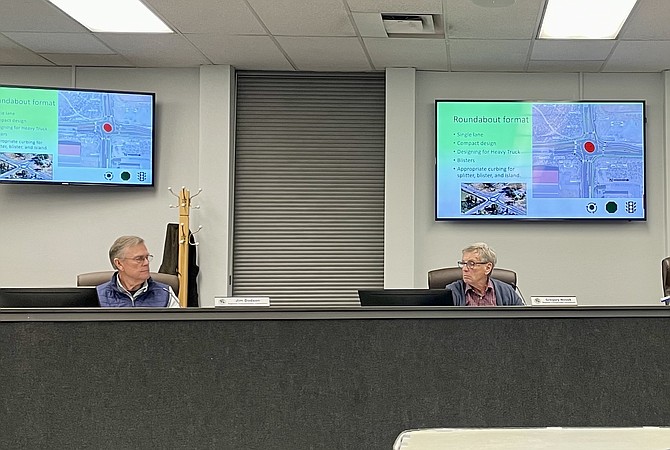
[186,34,294,70]
[0,0,86,33]
[346,0,442,14]
[364,37,447,70]
[621,0,670,40]
[0,34,53,65]
[0,0,666,73]
[145,0,266,34]
[40,53,134,67]
[4,32,115,54]
[527,60,605,73]
[95,33,211,67]
[276,36,372,71]
[605,41,670,72]
[445,0,542,39]
[248,0,356,36]
[449,39,531,71]
[531,40,615,61]
[352,13,387,38]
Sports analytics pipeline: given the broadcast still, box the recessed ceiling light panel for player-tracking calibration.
[48,0,172,33]
[539,0,637,39]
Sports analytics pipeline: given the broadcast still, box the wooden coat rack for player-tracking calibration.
[169,186,202,307]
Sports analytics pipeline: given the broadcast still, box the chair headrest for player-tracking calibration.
[76,271,180,295]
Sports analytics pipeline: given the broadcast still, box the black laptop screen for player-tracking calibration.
[358,289,454,307]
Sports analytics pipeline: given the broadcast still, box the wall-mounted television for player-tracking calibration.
[435,100,646,220]
[0,85,155,186]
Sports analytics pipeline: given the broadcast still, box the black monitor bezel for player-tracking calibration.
[358,289,454,307]
[0,287,100,308]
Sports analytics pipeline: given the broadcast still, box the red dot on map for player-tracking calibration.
[584,141,595,153]
[103,123,113,133]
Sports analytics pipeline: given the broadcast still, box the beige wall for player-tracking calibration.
[386,70,666,305]
[0,66,667,306]
[0,66,227,305]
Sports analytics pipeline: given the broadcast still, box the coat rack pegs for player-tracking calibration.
[189,225,203,245]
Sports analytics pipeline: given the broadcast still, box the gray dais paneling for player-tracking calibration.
[1,316,668,449]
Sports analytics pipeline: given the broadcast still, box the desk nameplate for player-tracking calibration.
[214,296,270,307]
[531,296,578,306]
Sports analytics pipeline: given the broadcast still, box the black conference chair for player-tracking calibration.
[662,257,670,297]
[427,266,517,289]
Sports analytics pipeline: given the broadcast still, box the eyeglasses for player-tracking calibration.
[457,260,488,269]
[120,254,154,264]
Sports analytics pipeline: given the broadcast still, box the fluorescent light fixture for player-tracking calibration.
[539,0,637,39]
[48,0,172,33]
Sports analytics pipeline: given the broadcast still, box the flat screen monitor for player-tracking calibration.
[435,100,646,220]
[0,287,100,307]
[0,84,155,186]
[358,289,454,307]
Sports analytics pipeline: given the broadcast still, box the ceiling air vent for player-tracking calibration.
[381,14,441,37]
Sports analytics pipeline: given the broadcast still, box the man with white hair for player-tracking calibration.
[446,242,522,306]
[97,235,180,308]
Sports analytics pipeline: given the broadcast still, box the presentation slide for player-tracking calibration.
[0,86,154,185]
[436,101,645,220]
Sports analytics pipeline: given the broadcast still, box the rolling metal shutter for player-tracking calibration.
[233,72,385,307]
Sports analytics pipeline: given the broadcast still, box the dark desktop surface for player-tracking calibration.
[2,305,670,322]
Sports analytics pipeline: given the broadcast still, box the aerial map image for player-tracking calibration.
[531,103,644,199]
[0,152,53,180]
[460,182,527,216]
[57,91,153,171]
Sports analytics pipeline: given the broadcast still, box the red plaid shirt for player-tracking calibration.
[465,279,496,306]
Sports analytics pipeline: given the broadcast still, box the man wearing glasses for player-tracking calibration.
[97,235,181,308]
[447,242,522,306]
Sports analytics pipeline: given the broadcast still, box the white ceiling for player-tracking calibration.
[0,0,669,72]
